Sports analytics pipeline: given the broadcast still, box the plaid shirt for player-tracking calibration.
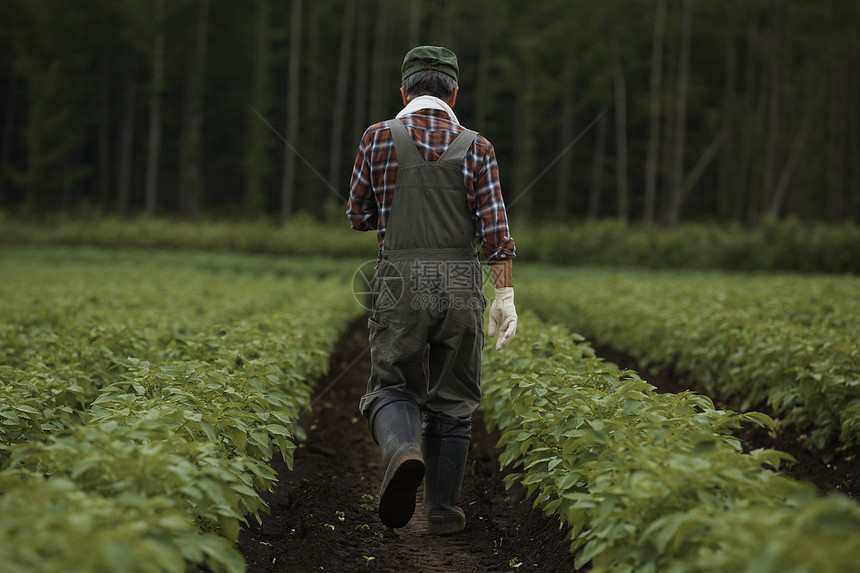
[346,109,516,263]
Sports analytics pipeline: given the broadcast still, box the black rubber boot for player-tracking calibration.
[369,394,425,528]
[423,414,471,535]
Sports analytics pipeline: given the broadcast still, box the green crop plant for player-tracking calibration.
[0,469,243,573]
[0,246,364,571]
[481,313,860,572]
[516,265,860,454]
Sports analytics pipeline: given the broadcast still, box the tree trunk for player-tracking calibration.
[306,1,326,218]
[96,61,112,215]
[826,75,847,223]
[849,44,860,222]
[659,7,678,225]
[512,72,536,218]
[144,0,165,218]
[368,0,390,123]
[764,87,816,217]
[350,1,370,146]
[431,0,454,47]
[588,113,608,220]
[243,0,271,219]
[734,17,759,224]
[439,1,456,48]
[0,78,19,207]
[16,47,82,212]
[179,0,210,221]
[475,0,493,131]
[117,55,138,219]
[327,0,356,203]
[681,128,727,204]
[408,0,421,48]
[61,155,73,212]
[760,6,783,214]
[555,49,576,221]
[280,0,303,225]
[665,0,693,228]
[643,0,666,225]
[717,8,738,223]
[747,31,770,224]
[614,63,629,221]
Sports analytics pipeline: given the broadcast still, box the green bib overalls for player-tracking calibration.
[359,119,486,422]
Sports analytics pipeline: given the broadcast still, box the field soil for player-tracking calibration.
[237,316,858,572]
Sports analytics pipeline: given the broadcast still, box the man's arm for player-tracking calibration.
[346,130,379,231]
[472,141,517,350]
[471,141,515,264]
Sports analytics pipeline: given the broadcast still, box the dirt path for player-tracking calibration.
[237,317,859,572]
[238,317,581,572]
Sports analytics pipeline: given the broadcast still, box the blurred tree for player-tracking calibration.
[555,48,576,221]
[0,0,856,225]
[407,0,421,48]
[759,1,783,218]
[368,0,391,124]
[643,0,666,225]
[350,1,370,149]
[279,0,302,225]
[734,9,759,223]
[588,113,608,220]
[613,60,629,221]
[116,51,137,218]
[178,0,210,221]
[6,1,98,213]
[0,64,18,209]
[327,0,356,203]
[716,2,738,223]
[473,0,493,132]
[823,3,856,223]
[95,56,112,215]
[243,0,272,219]
[850,41,860,221]
[664,0,693,228]
[144,0,166,218]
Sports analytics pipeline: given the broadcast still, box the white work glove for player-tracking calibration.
[487,288,517,351]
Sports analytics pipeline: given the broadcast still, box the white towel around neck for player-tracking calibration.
[395,95,460,125]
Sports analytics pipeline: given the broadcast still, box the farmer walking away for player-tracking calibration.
[346,45,518,535]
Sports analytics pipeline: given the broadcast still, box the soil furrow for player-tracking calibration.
[238,316,581,572]
[238,317,858,572]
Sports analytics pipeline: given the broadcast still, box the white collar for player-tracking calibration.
[395,95,460,125]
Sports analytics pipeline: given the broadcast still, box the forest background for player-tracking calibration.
[0,0,858,229]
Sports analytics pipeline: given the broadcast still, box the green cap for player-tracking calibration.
[401,45,459,84]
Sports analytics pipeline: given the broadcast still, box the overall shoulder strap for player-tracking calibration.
[438,129,477,164]
[386,119,424,167]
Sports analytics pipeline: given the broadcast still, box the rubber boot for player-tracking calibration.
[423,414,471,535]
[369,395,425,528]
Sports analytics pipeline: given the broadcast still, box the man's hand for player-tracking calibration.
[487,288,517,351]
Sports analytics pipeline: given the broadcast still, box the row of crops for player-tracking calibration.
[0,247,363,572]
[3,245,860,571]
[516,266,860,455]
[481,313,860,572]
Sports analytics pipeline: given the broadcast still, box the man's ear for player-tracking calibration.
[448,86,458,108]
[400,86,409,106]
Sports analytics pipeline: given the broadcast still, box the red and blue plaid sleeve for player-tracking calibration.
[466,137,516,263]
[346,125,382,235]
